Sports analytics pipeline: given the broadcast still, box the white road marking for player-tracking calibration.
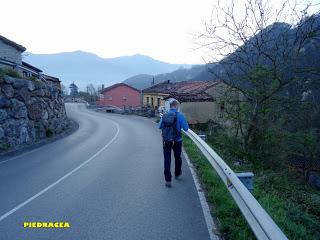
[0,147,45,165]
[182,148,220,240]
[0,119,120,222]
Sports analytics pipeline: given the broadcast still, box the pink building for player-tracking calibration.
[97,83,141,108]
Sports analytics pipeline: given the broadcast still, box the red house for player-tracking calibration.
[97,83,141,108]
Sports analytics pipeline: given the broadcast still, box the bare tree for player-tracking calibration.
[60,83,69,96]
[197,0,320,164]
[86,83,98,103]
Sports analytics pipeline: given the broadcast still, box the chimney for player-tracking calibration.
[102,84,105,90]
[167,80,170,84]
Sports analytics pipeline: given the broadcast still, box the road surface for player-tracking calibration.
[0,103,211,240]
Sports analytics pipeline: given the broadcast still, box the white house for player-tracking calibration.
[0,35,42,79]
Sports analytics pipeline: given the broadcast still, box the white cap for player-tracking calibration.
[168,98,180,105]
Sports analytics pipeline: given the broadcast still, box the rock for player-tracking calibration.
[27,99,43,120]
[5,137,19,149]
[8,99,27,119]
[42,111,49,120]
[27,121,36,143]
[19,126,29,144]
[48,101,54,109]
[34,122,46,139]
[13,78,27,89]
[1,75,68,151]
[0,96,11,108]
[4,76,27,89]
[15,87,31,103]
[34,81,46,90]
[0,127,4,139]
[4,76,14,84]
[3,119,24,137]
[27,80,35,91]
[33,89,45,97]
[45,86,52,98]
[2,84,14,98]
[0,109,8,124]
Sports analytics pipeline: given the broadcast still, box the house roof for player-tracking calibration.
[42,74,60,82]
[22,61,42,73]
[143,80,220,102]
[0,35,26,52]
[101,83,140,94]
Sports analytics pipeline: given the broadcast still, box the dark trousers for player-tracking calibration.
[163,140,182,182]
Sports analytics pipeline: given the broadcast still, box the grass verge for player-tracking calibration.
[182,134,320,240]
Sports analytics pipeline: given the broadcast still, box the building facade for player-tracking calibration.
[0,35,46,80]
[0,35,25,66]
[142,92,169,109]
[143,80,227,124]
[97,83,141,108]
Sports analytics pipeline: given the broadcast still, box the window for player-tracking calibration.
[123,96,127,101]
[157,98,160,107]
[146,97,149,104]
[108,96,112,101]
[151,97,154,106]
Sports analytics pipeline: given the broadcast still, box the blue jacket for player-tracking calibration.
[159,108,189,142]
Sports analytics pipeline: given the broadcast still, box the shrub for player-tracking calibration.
[46,129,54,138]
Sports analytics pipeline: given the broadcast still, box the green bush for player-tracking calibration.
[0,68,22,78]
[0,143,10,151]
[46,129,54,138]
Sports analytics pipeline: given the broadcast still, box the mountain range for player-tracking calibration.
[24,51,192,90]
[123,64,215,89]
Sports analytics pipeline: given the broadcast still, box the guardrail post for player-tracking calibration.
[198,134,206,140]
[236,172,254,192]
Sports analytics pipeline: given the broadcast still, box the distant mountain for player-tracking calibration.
[24,51,191,90]
[123,64,218,89]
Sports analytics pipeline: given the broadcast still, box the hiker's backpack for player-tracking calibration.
[161,112,179,142]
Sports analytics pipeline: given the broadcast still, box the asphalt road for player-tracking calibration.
[0,103,210,240]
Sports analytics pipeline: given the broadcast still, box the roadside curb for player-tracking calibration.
[182,147,221,240]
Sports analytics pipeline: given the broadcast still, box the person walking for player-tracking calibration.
[159,99,189,187]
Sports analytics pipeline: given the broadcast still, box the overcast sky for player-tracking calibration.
[1,0,318,64]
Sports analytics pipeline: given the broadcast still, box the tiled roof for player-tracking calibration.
[22,61,42,73]
[143,80,220,102]
[42,74,60,82]
[101,83,140,94]
[0,35,26,52]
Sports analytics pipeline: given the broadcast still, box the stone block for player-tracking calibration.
[0,109,8,124]
[0,96,11,108]
[27,100,43,120]
[0,127,4,139]
[2,84,14,98]
[27,80,35,91]
[8,99,27,119]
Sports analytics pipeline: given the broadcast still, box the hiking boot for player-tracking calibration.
[175,172,182,179]
[165,181,172,188]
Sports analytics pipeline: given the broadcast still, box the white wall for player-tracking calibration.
[0,40,22,65]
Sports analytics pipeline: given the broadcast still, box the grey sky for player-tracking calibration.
[1,0,318,64]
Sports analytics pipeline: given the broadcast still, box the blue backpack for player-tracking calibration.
[162,112,179,142]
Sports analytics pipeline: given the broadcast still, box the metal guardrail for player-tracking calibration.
[184,129,288,240]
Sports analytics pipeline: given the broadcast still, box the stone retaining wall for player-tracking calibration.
[0,75,68,152]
